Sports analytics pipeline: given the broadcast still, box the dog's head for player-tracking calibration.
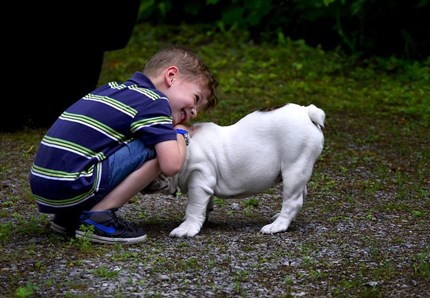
[140,174,178,196]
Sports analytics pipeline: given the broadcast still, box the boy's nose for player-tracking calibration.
[190,108,197,119]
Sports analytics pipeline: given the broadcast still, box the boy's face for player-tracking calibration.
[164,78,209,125]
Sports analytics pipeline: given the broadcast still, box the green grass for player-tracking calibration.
[100,23,429,127]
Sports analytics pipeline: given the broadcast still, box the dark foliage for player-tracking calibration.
[138,0,430,60]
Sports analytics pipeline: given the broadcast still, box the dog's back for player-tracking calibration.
[178,103,325,197]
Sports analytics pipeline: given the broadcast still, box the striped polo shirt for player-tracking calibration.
[29,72,177,213]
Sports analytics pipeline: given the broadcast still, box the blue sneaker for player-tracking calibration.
[75,209,147,244]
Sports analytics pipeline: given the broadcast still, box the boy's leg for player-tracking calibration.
[91,158,160,211]
[75,139,160,244]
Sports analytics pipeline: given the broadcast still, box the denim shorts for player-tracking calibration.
[104,139,156,194]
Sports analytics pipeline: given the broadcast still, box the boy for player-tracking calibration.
[29,45,218,244]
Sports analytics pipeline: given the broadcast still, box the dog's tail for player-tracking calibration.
[306,104,325,128]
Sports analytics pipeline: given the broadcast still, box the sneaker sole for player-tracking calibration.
[75,230,147,244]
[50,221,68,234]
[51,221,77,237]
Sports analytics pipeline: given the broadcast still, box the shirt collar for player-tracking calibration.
[128,72,156,89]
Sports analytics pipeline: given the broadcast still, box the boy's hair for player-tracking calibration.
[143,45,218,110]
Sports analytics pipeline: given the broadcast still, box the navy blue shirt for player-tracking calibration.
[30,72,177,212]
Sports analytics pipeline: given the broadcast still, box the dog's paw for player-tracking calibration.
[260,217,291,234]
[169,222,201,238]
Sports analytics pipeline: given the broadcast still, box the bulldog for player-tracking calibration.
[146,103,325,238]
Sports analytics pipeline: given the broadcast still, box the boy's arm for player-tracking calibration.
[154,127,189,177]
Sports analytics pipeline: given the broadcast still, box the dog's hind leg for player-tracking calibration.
[270,186,307,221]
[260,161,313,234]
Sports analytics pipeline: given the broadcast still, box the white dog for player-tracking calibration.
[146,103,325,237]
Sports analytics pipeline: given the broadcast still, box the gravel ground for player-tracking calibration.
[1,122,429,297]
[2,184,429,297]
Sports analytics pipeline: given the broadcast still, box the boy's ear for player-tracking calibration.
[165,66,179,86]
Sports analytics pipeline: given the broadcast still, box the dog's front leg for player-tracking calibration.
[170,184,213,238]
